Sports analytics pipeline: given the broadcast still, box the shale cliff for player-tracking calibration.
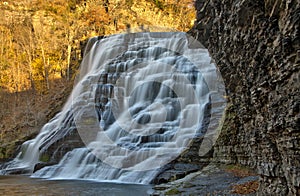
[190,0,299,195]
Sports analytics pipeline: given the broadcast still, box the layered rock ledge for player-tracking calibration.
[190,0,299,195]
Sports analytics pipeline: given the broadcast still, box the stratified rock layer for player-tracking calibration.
[190,0,299,195]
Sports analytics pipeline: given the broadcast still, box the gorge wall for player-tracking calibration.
[190,0,299,195]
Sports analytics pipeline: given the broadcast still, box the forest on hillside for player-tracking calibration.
[0,0,195,159]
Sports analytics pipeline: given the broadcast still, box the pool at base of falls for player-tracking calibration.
[0,175,153,196]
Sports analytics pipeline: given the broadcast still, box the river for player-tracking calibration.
[0,175,153,196]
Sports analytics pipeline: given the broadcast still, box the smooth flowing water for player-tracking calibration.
[0,176,153,196]
[0,32,226,186]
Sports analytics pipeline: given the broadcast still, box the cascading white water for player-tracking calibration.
[0,32,226,184]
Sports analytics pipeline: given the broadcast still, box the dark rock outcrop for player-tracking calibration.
[190,0,299,195]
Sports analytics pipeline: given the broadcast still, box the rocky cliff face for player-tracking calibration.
[190,0,299,195]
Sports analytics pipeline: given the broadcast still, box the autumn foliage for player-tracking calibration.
[0,0,195,159]
[0,0,195,94]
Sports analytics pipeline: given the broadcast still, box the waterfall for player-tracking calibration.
[0,32,226,184]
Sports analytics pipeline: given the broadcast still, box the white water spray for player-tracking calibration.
[1,32,226,184]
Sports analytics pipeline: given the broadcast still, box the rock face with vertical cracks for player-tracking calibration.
[190,0,299,195]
